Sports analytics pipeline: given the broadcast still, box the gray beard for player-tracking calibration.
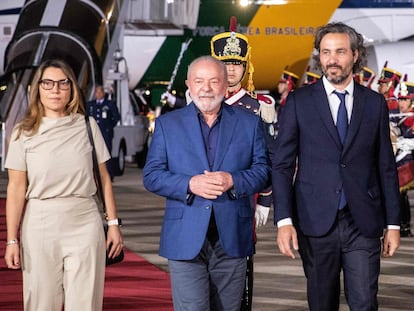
[325,72,349,85]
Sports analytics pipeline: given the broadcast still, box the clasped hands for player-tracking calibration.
[189,170,233,200]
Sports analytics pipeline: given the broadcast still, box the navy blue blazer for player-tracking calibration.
[271,79,400,238]
[143,103,270,260]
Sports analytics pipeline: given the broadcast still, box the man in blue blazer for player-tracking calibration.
[271,23,400,310]
[143,56,269,311]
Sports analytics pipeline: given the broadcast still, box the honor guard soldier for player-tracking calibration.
[377,62,402,113]
[211,16,275,311]
[394,79,414,237]
[276,69,299,113]
[354,66,376,89]
[303,66,321,85]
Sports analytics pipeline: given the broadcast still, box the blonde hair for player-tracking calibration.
[16,59,85,138]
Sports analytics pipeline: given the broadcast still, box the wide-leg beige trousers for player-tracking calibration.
[21,197,106,311]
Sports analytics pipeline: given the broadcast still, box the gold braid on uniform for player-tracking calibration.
[246,46,255,92]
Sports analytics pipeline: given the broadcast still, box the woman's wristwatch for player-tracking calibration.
[107,218,122,227]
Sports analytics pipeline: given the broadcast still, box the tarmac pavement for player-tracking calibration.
[1,163,413,310]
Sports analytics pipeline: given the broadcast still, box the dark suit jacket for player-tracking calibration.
[271,79,400,238]
[143,103,270,260]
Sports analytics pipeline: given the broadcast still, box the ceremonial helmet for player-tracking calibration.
[398,75,414,100]
[211,16,255,91]
[378,62,402,90]
[279,69,299,92]
[354,66,376,88]
[303,66,321,85]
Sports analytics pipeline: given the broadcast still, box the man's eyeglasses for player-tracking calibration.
[39,78,71,90]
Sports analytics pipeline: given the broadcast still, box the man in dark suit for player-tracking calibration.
[271,22,400,310]
[86,85,120,180]
[143,56,269,311]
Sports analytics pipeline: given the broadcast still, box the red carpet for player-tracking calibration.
[0,198,173,310]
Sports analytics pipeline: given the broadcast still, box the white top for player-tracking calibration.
[5,113,110,200]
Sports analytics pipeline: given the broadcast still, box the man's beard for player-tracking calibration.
[323,64,352,85]
[193,95,222,113]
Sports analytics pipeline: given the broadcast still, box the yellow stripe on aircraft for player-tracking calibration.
[245,0,342,90]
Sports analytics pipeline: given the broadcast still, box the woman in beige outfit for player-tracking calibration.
[4,59,123,310]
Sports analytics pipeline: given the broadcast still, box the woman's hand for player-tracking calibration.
[106,225,123,258]
[4,243,21,269]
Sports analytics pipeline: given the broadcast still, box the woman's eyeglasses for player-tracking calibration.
[39,78,71,90]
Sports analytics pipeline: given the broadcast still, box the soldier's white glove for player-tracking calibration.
[255,204,270,228]
[161,92,176,107]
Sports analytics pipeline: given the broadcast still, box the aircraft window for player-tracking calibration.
[3,26,12,36]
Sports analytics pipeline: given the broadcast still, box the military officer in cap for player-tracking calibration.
[377,62,402,113]
[354,66,376,89]
[210,16,276,311]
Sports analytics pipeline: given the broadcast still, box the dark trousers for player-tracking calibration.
[168,239,246,311]
[298,207,381,311]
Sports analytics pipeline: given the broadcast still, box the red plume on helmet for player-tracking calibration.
[229,16,237,32]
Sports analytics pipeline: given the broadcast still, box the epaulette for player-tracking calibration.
[257,94,276,123]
